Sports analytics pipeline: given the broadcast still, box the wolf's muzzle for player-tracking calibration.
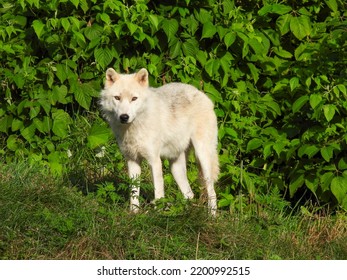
[120,114,130,123]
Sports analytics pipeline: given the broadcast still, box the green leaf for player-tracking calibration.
[205,59,220,78]
[222,0,234,15]
[331,176,347,204]
[271,4,292,15]
[294,43,312,61]
[258,4,292,16]
[224,31,236,48]
[94,47,113,69]
[100,13,111,24]
[290,16,311,40]
[29,105,40,120]
[83,81,99,97]
[290,77,300,91]
[204,83,222,103]
[12,119,23,132]
[242,42,249,58]
[323,104,336,122]
[224,127,238,138]
[21,123,36,142]
[247,138,263,152]
[309,94,322,109]
[289,173,304,197]
[7,135,18,151]
[55,64,68,83]
[52,109,71,138]
[182,38,199,57]
[321,172,334,192]
[69,16,81,30]
[258,5,272,16]
[70,0,79,8]
[338,158,347,170]
[127,22,139,35]
[218,197,233,208]
[337,84,346,95]
[273,142,286,156]
[201,21,217,39]
[148,14,160,31]
[47,151,64,176]
[41,116,52,133]
[33,118,46,133]
[298,144,319,158]
[73,31,86,46]
[249,37,264,55]
[305,176,318,194]
[75,83,97,110]
[325,0,338,13]
[85,23,103,41]
[162,18,179,42]
[247,63,259,83]
[242,171,255,196]
[276,14,292,35]
[220,52,233,76]
[32,19,45,39]
[74,85,92,110]
[196,50,207,66]
[321,146,334,162]
[292,95,309,113]
[52,85,68,104]
[88,123,111,149]
[273,46,293,59]
[0,116,10,133]
[342,197,347,211]
[195,8,212,24]
[169,39,182,58]
[61,18,70,32]
[263,143,273,159]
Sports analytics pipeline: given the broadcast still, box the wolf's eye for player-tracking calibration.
[132,97,138,101]
[114,96,120,101]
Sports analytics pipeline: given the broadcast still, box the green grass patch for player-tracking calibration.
[0,162,346,260]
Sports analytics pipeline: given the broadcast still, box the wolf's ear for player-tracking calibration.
[105,68,119,88]
[135,68,149,87]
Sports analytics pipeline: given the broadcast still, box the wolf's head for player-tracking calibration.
[100,68,149,125]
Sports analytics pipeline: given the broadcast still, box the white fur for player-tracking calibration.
[100,68,219,215]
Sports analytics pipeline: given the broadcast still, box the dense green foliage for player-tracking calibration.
[1,0,347,210]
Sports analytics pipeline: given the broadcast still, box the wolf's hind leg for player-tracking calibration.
[192,140,218,216]
[170,152,194,199]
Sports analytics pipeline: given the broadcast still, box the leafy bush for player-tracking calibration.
[1,0,346,210]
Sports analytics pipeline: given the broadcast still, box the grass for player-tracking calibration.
[0,161,346,260]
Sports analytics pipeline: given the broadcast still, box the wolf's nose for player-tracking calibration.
[120,114,129,123]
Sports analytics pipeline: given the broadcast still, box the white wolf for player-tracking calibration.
[100,68,219,215]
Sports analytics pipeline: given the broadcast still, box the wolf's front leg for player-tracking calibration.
[127,160,141,212]
[149,157,165,200]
